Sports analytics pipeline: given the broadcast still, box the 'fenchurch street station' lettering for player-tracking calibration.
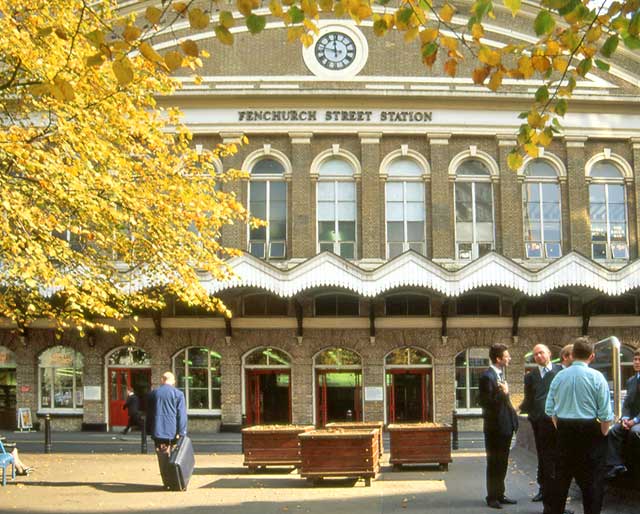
[237,110,433,123]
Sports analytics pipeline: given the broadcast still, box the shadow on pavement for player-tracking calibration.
[15,481,163,493]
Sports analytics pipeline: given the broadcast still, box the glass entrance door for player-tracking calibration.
[0,368,16,430]
[316,370,362,426]
[386,370,432,423]
[245,369,291,425]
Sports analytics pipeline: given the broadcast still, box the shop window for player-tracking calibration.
[243,293,288,316]
[315,294,359,316]
[455,293,501,315]
[455,348,490,410]
[39,346,84,411]
[314,347,361,367]
[593,294,638,315]
[525,294,570,315]
[173,347,221,412]
[385,347,432,366]
[108,347,151,366]
[385,294,430,316]
[245,347,292,367]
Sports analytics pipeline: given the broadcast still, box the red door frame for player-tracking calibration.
[386,368,433,423]
[108,368,151,427]
[316,369,362,427]
[245,368,291,425]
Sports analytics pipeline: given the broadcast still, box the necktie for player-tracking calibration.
[541,367,546,378]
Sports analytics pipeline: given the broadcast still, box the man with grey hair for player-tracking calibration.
[521,344,562,511]
[146,371,187,488]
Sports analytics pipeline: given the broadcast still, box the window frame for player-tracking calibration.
[454,161,496,260]
[247,159,288,260]
[38,346,84,414]
[455,347,490,413]
[385,180,426,258]
[172,347,222,414]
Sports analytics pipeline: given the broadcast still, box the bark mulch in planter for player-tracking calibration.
[387,422,453,471]
[242,424,314,472]
[298,428,380,486]
[325,421,384,456]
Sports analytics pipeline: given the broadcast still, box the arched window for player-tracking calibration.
[455,347,490,410]
[589,160,628,260]
[317,158,357,259]
[315,293,359,316]
[248,157,287,259]
[385,293,430,316]
[523,159,562,259]
[385,347,433,366]
[455,159,495,260]
[244,347,292,425]
[172,347,221,412]
[524,346,562,371]
[314,347,361,367]
[245,347,292,367]
[39,346,83,411]
[108,347,151,366]
[243,293,288,316]
[385,158,426,258]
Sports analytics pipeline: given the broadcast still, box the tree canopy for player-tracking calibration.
[1,0,638,338]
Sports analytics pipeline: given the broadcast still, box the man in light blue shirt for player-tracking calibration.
[544,338,613,514]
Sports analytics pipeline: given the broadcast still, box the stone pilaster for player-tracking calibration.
[631,139,640,259]
[497,138,523,258]
[220,132,246,252]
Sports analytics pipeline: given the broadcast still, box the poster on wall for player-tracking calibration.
[16,408,33,431]
[364,386,384,402]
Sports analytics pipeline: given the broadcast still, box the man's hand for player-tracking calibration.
[498,381,509,395]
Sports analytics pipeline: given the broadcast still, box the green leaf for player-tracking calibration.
[472,0,493,20]
[288,6,305,24]
[601,35,619,57]
[576,58,592,77]
[507,151,523,170]
[397,7,413,24]
[630,12,640,37]
[535,86,549,103]
[557,0,579,16]
[555,99,568,116]
[594,59,610,71]
[503,0,521,16]
[534,10,555,35]
[376,0,393,4]
[422,42,438,57]
[518,111,529,119]
[623,35,640,50]
[246,14,266,34]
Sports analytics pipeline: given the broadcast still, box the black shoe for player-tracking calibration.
[499,496,517,505]
[532,491,543,502]
[564,510,574,514]
[605,465,627,479]
[486,499,503,509]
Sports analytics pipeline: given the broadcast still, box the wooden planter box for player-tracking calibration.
[242,425,314,472]
[388,423,453,470]
[325,421,384,456]
[299,428,380,486]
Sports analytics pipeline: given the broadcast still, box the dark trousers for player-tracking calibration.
[124,412,141,433]
[606,422,640,468]
[154,439,176,488]
[551,419,607,514]
[530,416,558,514]
[484,431,513,502]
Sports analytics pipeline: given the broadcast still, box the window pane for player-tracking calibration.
[407,221,425,242]
[53,368,74,408]
[610,223,627,241]
[591,223,607,241]
[319,159,354,177]
[590,203,606,222]
[317,201,335,221]
[474,182,492,203]
[318,221,335,242]
[249,242,265,258]
[337,221,356,241]
[455,182,472,203]
[544,222,561,242]
[269,242,286,258]
[40,369,51,408]
[253,158,284,175]
[250,226,266,241]
[456,222,473,241]
[545,243,562,259]
[337,201,356,220]
[409,242,425,254]
[525,221,541,241]
[319,242,334,253]
[189,388,208,410]
[608,184,625,203]
[526,242,543,258]
[269,221,286,240]
[317,181,335,200]
[541,183,560,202]
[476,201,493,223]
[476,222,494,241]
[250,200,266,220]
[387,202,404,221]
[337,182,356,201]
[388,243,404,258]
[611,243,629,259]
[270,181,286,201]
[458,159,490,176]
[458,243,472,260]
[609,203,626,222]
[591,161,622,179]
[527,203,541,221]
[478,243,493,257]
[386,182,404,202]
[592,243,607,259]
[526,160,557,177]
[387,222,404,242]
[405,183,424,202]
[270,201,286,222]
[339,242,355,259]
[589,184,605,203]
[542,203,560,221]
[406,201,425,221]
[456,203,473,223]
[250,181,266,202]
[524,183,540,202]
[388,158,422,177]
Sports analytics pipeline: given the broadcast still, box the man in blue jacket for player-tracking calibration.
[146,371,187,487]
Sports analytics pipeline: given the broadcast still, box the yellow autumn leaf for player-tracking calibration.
[220,11,235,29]
[112,58,133,86]
[270,0,284,16]
[472,66,490,84]
[188,8,210,30]
[215,25,234,45]
[478,46,501,66]
[139,41,163,63]
[164,51,183,71]
[531,55,550,72]
[538,128,553,146]
[545,40,560,56]
[318,0,333,11]
[123,25,141,43]
[439,4,456,23]
[145,6,162,25]
[54,77,75,101]
[444,59,458,77]
[287,26,304,43]
[488,70,503,91]
[517,56,535,78]
[440,36,458,51]
[420,28,439,44]
[507,152,523,170]
[524,143,539,157]
[173,2,188,14]
[180,39,199,57]
[471,23,484,40]
[404,27,419,43]
[237,0,254,16]
[300,32,314,47]
[552,56,568,72]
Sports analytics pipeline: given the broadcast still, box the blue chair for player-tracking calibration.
[0,440,15,486]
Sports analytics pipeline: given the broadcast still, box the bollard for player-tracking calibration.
[451,411,459,451]
[44,414,52,453]
[346,409,353,421]
[140,415,148,454]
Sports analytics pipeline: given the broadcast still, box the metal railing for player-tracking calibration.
[594,335,622,420]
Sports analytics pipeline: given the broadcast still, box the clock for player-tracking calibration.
[314,32,357,70]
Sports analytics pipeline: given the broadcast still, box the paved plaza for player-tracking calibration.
[0,432,637,514]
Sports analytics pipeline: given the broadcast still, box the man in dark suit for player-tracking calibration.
[479,343,519,509]
[606,348,640,478]
[122,388,141,434]
[146,371,187,487]
[521,344,562,511]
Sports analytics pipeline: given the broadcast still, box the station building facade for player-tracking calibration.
[2,3,640,431]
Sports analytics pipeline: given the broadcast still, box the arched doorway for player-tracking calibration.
[106,347,151,429]
[0,346,16,430]
[243,347,291,425]
[385,347,433,423]
[314,347,362,426]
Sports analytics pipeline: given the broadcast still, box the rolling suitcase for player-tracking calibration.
[165,436,195,491]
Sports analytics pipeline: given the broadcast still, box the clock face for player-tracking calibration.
[314,32,357,70]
